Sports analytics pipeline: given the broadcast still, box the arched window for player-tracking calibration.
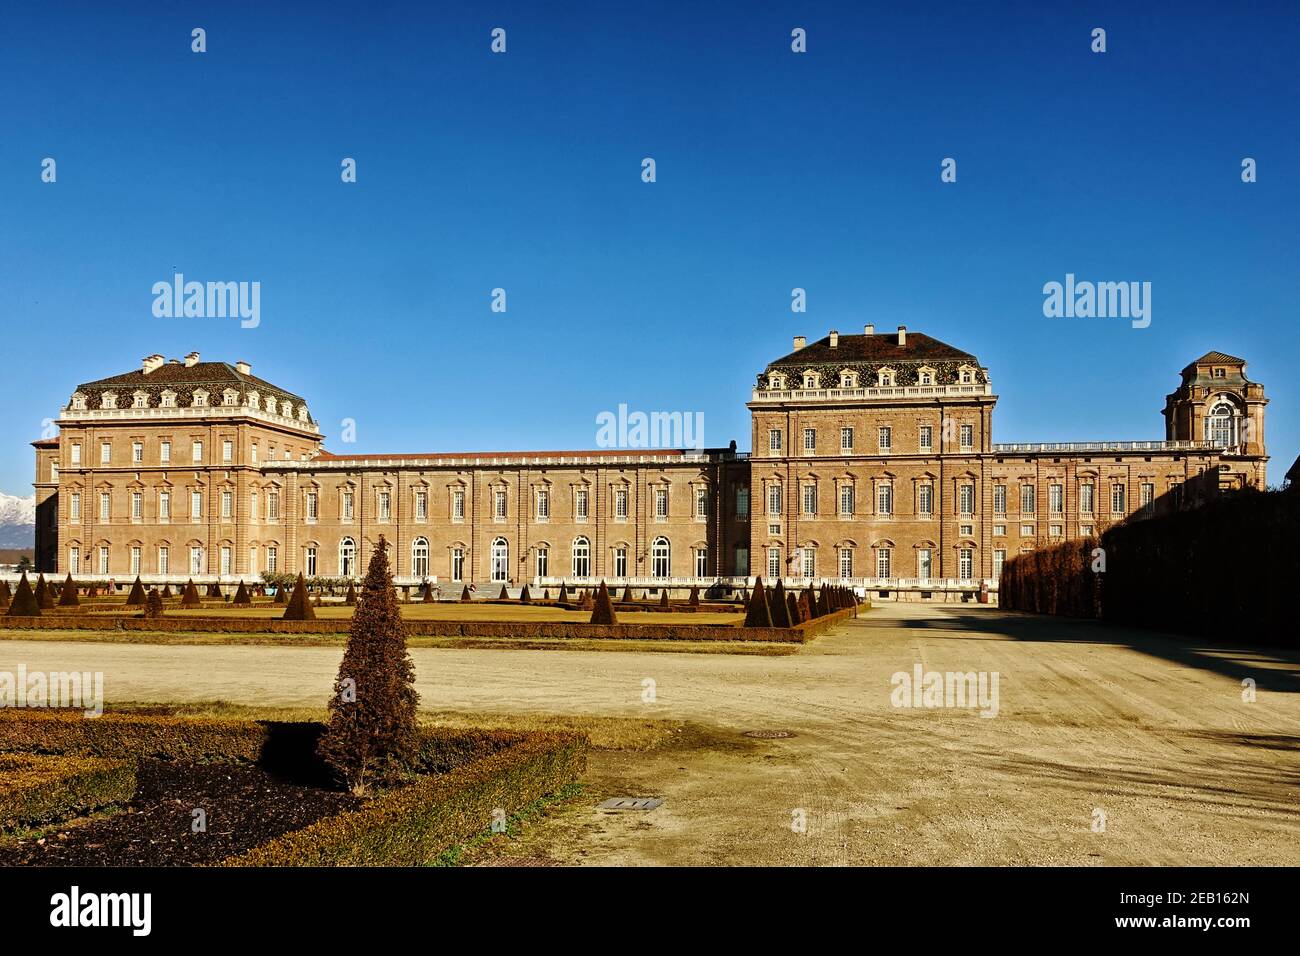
[651,537,671,578]
[802,371,819,389]
[490,537,509,582]
[412,537,430,578]
[1207,401,1236,448]
[339,536,356,577]
[572,536,590,578]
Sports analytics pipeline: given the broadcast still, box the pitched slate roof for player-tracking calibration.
[767,331,977,369]
[1187,351,1246,367]
[73,361,309,418]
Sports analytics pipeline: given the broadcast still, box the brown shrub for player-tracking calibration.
[58,574,79,607]
[6,573,39,617]
[743,577,773,628]
[282,572,316,621]
[589,581,618,625]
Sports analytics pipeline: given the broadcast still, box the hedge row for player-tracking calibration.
[1000,489,1298,645]
[222,729,588,866]
[0,752,137,830]
[0,710,271,761]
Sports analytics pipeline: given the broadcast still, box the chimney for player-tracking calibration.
[235,360,251,375]
[864,324,874,336]
[141,354,165,374]
[828,330,839,348]
[184,351,200,368]
[897,325,907,346]
[792,335,806,351]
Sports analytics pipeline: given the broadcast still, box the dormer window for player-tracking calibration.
[265,397,278,415]
[132,392,148,408]
[1213,368,1226,378]
[70,392,87,410]
[101,392,117,409]
[192,390,208,407]
[917,366,936,386]
[160,390,177,408]
[297,406,309,422]
[222,389,239,406]
[839,370,857,388]
[247,391,260,410]
[767,374,786,390]
[877,368,896,387]
[957,365,976,385]
[802,371,820,389]
[281,402,294,419]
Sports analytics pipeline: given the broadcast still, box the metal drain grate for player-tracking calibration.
[597,797,664,811]
[743,730,796,739]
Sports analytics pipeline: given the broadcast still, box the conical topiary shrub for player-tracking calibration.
[0,580,11,603]
[161,583,173,598]
[786,592,800,625]
[421,581,434,603]
[621,585,634,603]
[283,572,316,621]
[578,589,594,611]
[743,577,773,628]
[58,573,79,607]
[274,583,287,604]
[557,582,569,603]
[144,588,164,618]
[181,578,201,607]
[497,584,509,601]
[125,576,146,607]
[35,574,55,610]
[232,580,251,606]
[797,589,815,623]
[317,536,419,794]
[6,573,39,617]
[659,589,669,608]
[689,585,700,607]
[589,580,618,625]
[770,579,793,628]
[519,584,531,604]
[459,584,471,603]
[208,581,223,599]
[345,581,357,606]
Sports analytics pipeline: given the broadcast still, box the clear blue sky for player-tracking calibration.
[2,1,1297,494]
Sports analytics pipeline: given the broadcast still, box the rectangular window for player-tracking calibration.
[655,488,668,519]
[919,425,933,452]
[1049,483,1063,514]
[694,488,708,518]
[159,491,170,520]
[379,492,392,521]
[1111,483,1126,514]
[220,546,232,576]
[192,441,203,463]
[248,548,257,576]
[132,442,143,464]
[222,490,234,520]
[919,484,933,517]
[876,548,891,578]
[158,547,169,575]
[131,491,142,520]
[251,444,258,463]
[71,443,82,465]
[342,491,354,520]
[614,488,628,519]
[98,546,109,574]
[958,548,974,581]
[191,490,202,520]
[99,492,110,521]
[878,426,891,451]
[767,548,782,579]
[803,428,816,452]
[801,548,815,578]
[452,489,465,521]
[305,547,317,576]
[614,547,628,578]
[768,429,782,452]
[190,546,203,574]
[222,440,233,463]
[1140,482,1154,511]
[840,427,854,452]
[451,548,464,582]
[803,485,817,516]
[493,490,506,520]
[266,547,278,573]
[993,484,1007,515]
[1080,483,1094,514]
[959,424,974,450]
[734,546,749,576]
[694,548,708,577]
[993,549,1005,580]
[917,548,932,580]
[576,489,589,520]
[959,484,974,516]
[70,492,81,522]
[1021,524,1035,536]
[69,546,80,574]
[50,461,58,482]
[839,548,853,579]
[767,485,782,516]
[1021,485,1036,515]
[415,490,428,521]
[877,484,892,516]
[266,491,279,521]
[100,442,111,465]
[159,441,170,464]
[993,524,1006,536]
[735,487,749,518]
[536,489,549,521]
[1049,524,1063,537]
[536,547,548,578]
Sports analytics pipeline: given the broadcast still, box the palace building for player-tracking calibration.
[31,330,1268,597]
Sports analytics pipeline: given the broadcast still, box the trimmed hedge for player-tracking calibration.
[222,729,587,866]
[0,710,271,761]
[998,536,1101,618]
[0,752,136,830]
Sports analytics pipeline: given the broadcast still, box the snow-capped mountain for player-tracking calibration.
[0,492,36,548]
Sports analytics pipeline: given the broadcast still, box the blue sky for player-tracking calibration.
[1,1,1297,494]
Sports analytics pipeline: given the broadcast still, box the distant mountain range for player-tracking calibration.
[0,492,35,549]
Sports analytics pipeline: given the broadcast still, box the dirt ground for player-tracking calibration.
[2,602,1297,865]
